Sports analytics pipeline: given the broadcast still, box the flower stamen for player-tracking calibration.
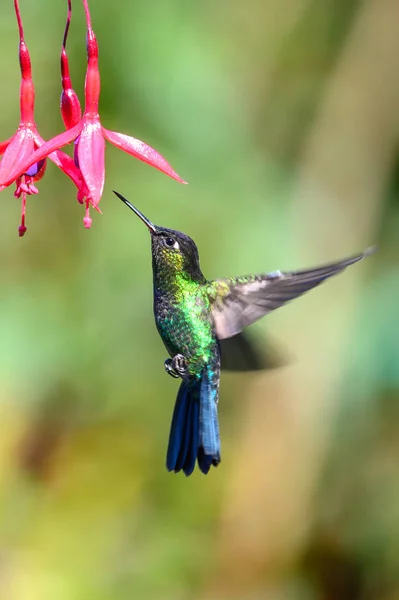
[18,192,27,237]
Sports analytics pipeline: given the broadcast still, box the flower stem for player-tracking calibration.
[14,0,25,42]
[60,0,82,128]
[14,0,34,123]
[18,192,27,237]
[81,0,100,114]
[62,0,72,49]
[82,0,92,31]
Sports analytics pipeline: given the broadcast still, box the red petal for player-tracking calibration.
[0,136,13,156]
[49,149,83,189]
[33,132,83,193]
[0,128,35,185]
[3,123,82,186]
[77,118,105,206]
[103,128,187,184]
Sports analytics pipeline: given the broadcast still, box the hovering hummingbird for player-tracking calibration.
[114,190,374,477]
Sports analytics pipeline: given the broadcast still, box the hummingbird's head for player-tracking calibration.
[114,191,205,282]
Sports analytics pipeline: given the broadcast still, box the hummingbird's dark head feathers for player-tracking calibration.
[150,226,205,282]
[113,191,205,283]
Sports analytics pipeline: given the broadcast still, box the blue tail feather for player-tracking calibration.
[175,393,193,472]
[199,366,220,459]
[183,397,199,476]
[197,446,214,474]
[166,383,188,471]
[166,365,221,476]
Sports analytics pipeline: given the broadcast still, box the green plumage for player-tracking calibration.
[154,278,216,378]
[149,225,216,378]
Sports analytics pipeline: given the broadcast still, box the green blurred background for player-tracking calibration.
[1,1,399,599]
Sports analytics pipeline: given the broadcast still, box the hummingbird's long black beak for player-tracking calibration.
[113,190,157,233]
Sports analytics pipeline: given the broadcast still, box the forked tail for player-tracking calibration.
[166,365,221,476]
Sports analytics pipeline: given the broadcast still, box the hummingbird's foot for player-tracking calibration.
[164,354,188,379]
[172,354,188,377]
[164,358,180,379]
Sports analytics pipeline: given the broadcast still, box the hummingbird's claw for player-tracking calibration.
[164,358,180,378]
[172,354,188,377]
[164,354,188,379]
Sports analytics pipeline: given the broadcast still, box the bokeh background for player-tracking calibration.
[0,1,399,599]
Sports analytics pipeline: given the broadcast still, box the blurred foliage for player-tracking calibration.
[0,1,398,599]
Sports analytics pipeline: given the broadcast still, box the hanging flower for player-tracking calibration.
[3,0,186,230]
[0,0,84,236]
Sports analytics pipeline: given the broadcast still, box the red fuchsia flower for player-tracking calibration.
[59,0,95,227]
[0,0,84,236]
[5,0,187,229]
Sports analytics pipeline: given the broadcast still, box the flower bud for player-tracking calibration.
[61,88,82,130]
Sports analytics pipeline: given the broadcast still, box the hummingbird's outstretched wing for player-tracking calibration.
[210,247,375,339]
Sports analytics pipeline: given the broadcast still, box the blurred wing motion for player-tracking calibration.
[219,331,287,371]
[211,247,375,339]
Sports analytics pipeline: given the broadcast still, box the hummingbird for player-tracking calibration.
[114,190,375,477]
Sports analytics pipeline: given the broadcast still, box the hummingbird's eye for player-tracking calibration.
[164,237,178,249]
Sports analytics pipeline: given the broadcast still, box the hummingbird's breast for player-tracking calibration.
[154,282,217,376]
